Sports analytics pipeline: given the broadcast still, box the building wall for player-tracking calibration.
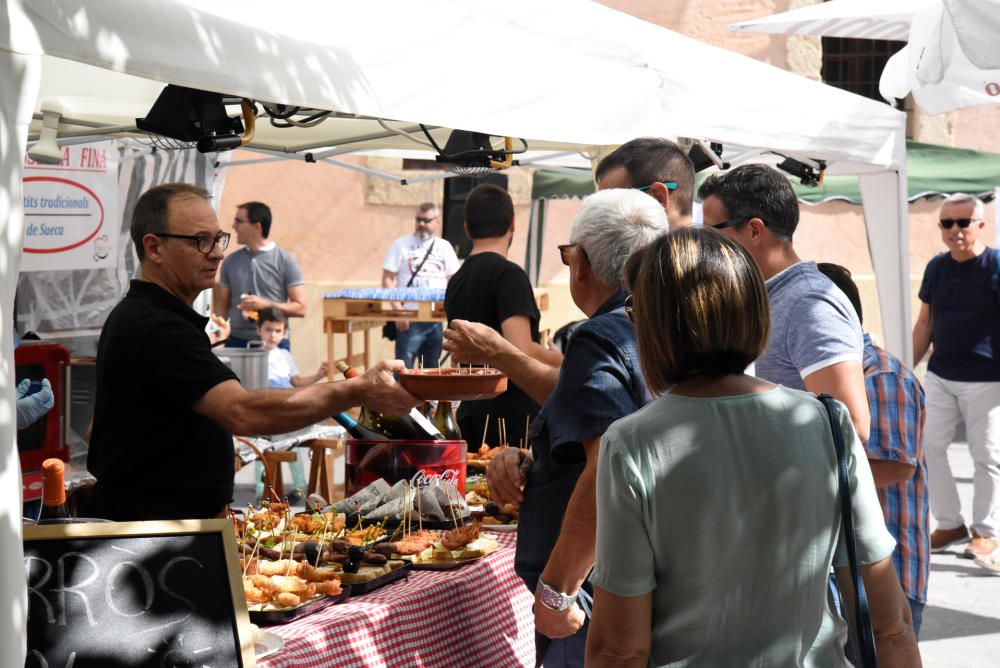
[217,0,1000,373]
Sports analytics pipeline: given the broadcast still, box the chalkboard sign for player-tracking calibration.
[23,519,255,668]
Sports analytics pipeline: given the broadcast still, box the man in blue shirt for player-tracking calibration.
[698,165,872,445]
[444,188,668,666]
[913,193,1000,559]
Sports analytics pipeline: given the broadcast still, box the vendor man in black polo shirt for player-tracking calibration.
[86,183,417,521]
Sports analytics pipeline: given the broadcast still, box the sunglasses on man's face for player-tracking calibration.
[939,218,976,230]
[416,216,437,224]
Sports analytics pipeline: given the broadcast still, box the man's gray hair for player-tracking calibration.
[942,192,985,220]
[570,189,668,289]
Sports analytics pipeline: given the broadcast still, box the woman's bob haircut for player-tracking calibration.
[626,227,769,394]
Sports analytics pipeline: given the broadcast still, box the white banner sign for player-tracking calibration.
[22,142,119,271]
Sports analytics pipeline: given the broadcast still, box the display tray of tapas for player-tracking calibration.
[345,513,470,531]
[379,521,502,571]
[410,556,484,571]
[248,586,351,625]
[345,560,413,595]
[398,367,508,401]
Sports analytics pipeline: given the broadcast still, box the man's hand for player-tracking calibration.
[317,361,330,378]
[487,447,532,505]
[443,319,507,365]
[397,320,410,333]
[534,589,585,639]
[240,294,271,311]
[356,360,419,415]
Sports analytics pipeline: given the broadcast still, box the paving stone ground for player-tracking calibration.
[919,445,1000,668]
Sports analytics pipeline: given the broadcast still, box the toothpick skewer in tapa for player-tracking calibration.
[316,513,332,568]
[417,483,424,533]
[445,482,459,528]
[480,414,491,450]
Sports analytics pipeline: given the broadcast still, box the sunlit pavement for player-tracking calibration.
[919,445,1000,667]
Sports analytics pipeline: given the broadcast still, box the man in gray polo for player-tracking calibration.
[216,201,307,349]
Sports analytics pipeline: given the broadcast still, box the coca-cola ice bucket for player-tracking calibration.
[345,439,467,498]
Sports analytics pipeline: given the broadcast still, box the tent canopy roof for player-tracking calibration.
[531,141,1000,203]
[8,0,904,171]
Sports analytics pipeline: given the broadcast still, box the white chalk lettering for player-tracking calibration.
[55,552,100,626]
[106,561,155,618]
[25,556,55,624]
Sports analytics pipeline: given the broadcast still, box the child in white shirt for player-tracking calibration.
[254,308,329,503]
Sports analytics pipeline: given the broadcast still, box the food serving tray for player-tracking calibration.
[481,522,517,532]
[249,586,351,625]
[410,556,482,571]
[398,367,508,401]
[347,561,413,595]
[346,513,471,531]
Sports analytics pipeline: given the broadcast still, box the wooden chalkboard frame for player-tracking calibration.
[23,519,256,667]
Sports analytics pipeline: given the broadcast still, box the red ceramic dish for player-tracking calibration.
[398,368,508,401]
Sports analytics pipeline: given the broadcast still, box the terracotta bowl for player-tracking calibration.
[398,368,508,401]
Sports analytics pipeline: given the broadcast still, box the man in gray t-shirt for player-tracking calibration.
[698,165,871,444]
[216,201,306,349]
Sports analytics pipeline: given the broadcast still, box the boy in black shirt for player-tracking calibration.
[445,185,562,451]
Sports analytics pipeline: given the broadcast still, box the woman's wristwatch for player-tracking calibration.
[536,579,578,611]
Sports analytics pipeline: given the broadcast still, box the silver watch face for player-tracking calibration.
[539,584,572,611]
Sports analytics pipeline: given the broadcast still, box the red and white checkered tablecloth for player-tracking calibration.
[258,531,535,668]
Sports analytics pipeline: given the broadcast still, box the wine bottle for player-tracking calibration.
[37,458,71,522]
[432,401,463,440]
[336,362,444,440]
[333,412,391,440]
[336,361,376,429]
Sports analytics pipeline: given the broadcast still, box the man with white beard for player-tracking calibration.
[381,202,460,368]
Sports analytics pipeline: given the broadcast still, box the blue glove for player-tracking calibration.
[16,378,54,429]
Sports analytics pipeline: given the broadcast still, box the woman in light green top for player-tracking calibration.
[586,229,920,667]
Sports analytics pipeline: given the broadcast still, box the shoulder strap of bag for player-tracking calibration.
[406,240,436,288]
[817,393,879,668]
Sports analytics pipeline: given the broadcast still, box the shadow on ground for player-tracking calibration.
[920,604,1000,642]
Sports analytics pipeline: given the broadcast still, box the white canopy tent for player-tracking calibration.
[729,0,1000,115]
[1,1,908,662]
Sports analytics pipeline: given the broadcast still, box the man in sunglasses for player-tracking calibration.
[216,200,306,350]
[593,136,695,229]
[85,183,418,522]
[382,202,460,368]
[698,165,872,445]
[913,193,1000,559]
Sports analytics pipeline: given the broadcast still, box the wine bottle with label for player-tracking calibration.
[333,412,390,440]
[336,362,444,440]
[432,401,463,440]
[37,458,71,522]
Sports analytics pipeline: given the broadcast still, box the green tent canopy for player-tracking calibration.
[529,141,1000,204]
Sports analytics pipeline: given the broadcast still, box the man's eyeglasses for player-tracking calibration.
[710,217,752,231]
[416,216,437,224]
[558,243,577,266]
[154,232,231,254]
[624,294,635,323]
[940,218,975,230]
[636,181,678,193]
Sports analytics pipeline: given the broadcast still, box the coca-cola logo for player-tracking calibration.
[410,468,461,488]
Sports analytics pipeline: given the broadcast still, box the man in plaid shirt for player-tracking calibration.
[820,264,931,635]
